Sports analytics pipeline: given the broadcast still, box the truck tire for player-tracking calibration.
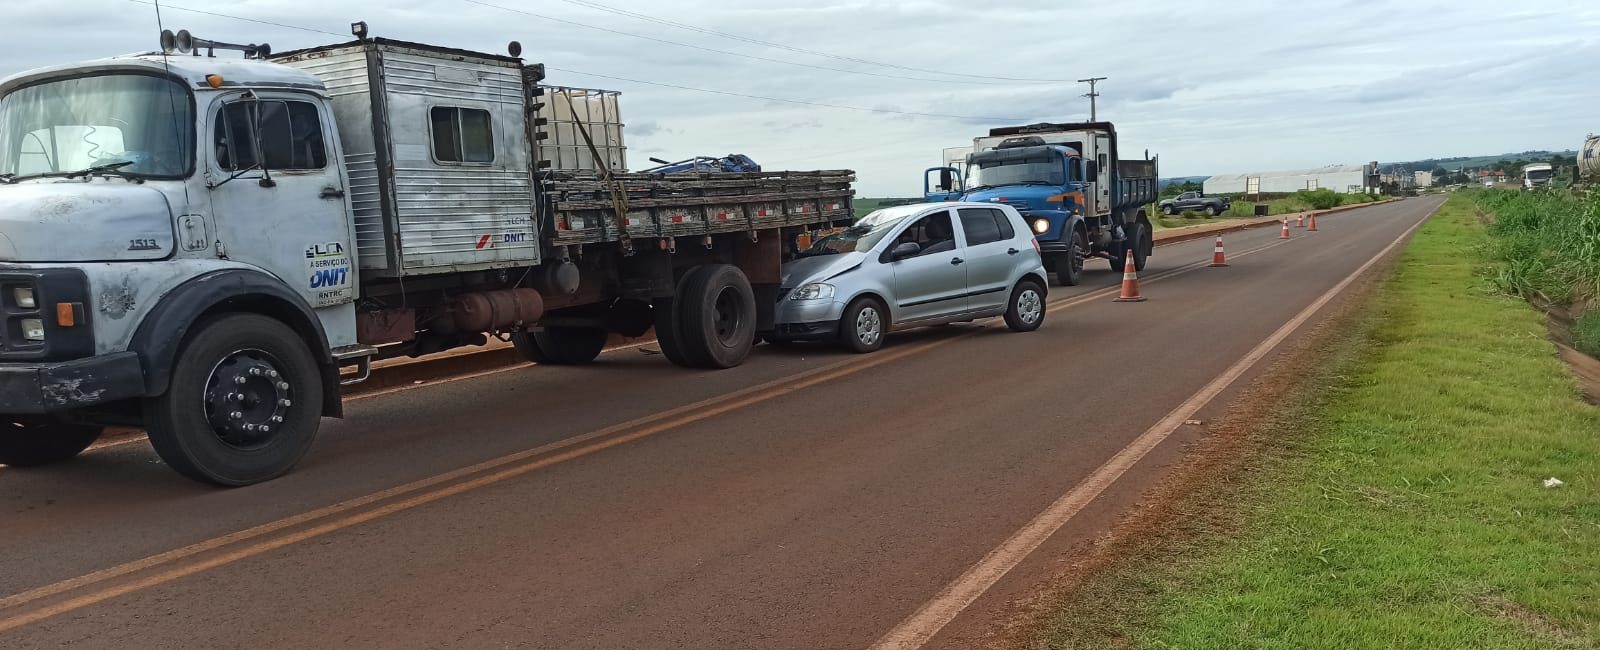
[652,296,692,367]
[512,326,609,365]
[676,264,756,369]
[1003,279,1046,332]
[144,313,323,486]
[1135,219,1154,271]
[0,417,103,467]
[1162,204,1175,216]
[1055,229,1087,286]
[1204,205,1217,216]
[838,296,887,353]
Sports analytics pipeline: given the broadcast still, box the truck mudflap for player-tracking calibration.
[0,352,145,413]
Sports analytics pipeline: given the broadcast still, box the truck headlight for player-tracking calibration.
[1032,219,1050,234]
[12,287,35,309]
[20,318,45,341]
[789,283,835,301]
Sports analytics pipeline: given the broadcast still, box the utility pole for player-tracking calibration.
[1078,76,1107,121]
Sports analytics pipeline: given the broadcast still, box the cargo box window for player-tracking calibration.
[430,107,493,163]
[215,100,327,171]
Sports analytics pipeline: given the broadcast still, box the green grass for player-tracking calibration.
[1478,189,1600,305]
[1038,195,1600,649]
[1576,311,1600,358]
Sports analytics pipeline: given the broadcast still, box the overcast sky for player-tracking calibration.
[4,0,1597,195]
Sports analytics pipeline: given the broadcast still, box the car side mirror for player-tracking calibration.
[887,241,921,261]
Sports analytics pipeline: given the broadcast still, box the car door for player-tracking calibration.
[956,207,1018,313]
[886,209,967,324]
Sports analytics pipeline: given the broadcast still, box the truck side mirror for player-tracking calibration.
[939,168,954,191]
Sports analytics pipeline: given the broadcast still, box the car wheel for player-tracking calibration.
[144,313,323,486]
[0,417,103,467]
[1003,280,1046,332]
[1204,205,1217,217]
[1162,205,1175,215]
[838,297,887,353]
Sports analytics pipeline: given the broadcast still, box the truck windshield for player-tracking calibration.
[1525,169,1552,181]
[800,209,909,256]
[0,74,193,180]
[967,158,1063,190]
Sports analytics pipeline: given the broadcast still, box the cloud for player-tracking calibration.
[1,0,1596,195]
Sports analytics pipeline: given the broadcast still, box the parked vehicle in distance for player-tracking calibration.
[773,203,1047,352]
[1521,163,1554,191]
[1158,191,1231,216]
[1580,134,1599,184]
[923,122,1159,287]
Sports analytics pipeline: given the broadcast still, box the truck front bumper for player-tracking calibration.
[0,352,146,414]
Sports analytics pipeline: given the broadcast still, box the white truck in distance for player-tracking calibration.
[0,30,854,484]
[1521,162,1553,190]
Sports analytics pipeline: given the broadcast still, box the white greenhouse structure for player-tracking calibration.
[1203,164,1373,195]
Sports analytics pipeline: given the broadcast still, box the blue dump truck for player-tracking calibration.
[923,122,1159,286]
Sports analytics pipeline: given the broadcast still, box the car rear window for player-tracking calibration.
[959,208,1003,246]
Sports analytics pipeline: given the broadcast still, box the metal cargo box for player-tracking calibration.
[273,39,540,277]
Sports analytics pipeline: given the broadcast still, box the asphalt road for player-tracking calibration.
[0,197,1441,650]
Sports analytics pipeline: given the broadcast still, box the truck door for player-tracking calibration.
[1094,133,1112,216]
[205,92,358,321]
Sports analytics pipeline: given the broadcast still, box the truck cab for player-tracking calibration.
[922,122,1157,287]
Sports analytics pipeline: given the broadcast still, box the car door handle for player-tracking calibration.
[320,187,346,199]
[1007,247,1020,255]
[950,257,964,265]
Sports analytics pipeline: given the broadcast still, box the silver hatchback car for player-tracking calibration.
[772,202,1048,352]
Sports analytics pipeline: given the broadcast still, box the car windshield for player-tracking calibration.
[0,73,194,180]
[967,157,1063,189]
[801,209,911,256]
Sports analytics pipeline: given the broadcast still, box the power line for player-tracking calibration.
[550,0,1077,84]
[121,1,1027,122]
[457,0,1029,86]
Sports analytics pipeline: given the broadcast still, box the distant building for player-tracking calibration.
[1414,170,1433,187]
[1203,164,1373,195]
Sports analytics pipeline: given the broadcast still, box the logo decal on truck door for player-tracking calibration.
[304,242,354,307]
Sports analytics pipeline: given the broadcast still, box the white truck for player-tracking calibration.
[1521,162,1554,190]
[0,30,853,484]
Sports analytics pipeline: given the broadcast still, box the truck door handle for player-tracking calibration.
[950,257,964,265]
[1007,247,1020,255]
[320,187,346,199]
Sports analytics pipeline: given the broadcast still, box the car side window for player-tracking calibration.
[893,211,958,257]
[958,208,1003,246]
[991,208,1016,240]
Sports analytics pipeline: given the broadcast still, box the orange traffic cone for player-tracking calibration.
[1308,212,1319,231]
[1208,235,1228,267]
[1296,213,1305,228]
[1280,219,1291,239]
[1114,249,1146,302]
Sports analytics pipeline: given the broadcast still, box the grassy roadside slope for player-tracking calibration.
[1039,195,1599,648]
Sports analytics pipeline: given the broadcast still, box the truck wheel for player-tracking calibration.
[1162,205,1175,216]
[1055,229,1087,286]
[1135,221,1154,271]
[1204,206,1217,217]
[512,326,609,365]
[0,417,103,467]
[144,314,323,486]
[676,264,756,369]
[1003,280,1046,332]
[652,297,692,367]
[838,297,887,353]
